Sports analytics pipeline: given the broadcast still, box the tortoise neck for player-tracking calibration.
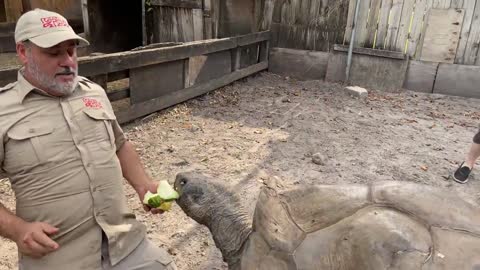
[207,207,252,267]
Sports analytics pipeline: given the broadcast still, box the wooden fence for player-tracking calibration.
[260,0,350,52]
[0,31,270,124]
[343,0,480,65]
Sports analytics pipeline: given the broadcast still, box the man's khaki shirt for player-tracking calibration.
[0,72,146,269]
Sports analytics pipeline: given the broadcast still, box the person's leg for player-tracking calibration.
[102,237,176,270]
[453,130,480,183]
[464,142,480,169]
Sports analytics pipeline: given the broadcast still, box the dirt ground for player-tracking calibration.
[1,72,480,270]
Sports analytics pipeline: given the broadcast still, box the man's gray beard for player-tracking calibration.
[26,52,79,96]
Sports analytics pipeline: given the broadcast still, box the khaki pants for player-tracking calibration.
[102,237,177,270]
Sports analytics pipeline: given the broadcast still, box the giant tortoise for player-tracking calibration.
[174,172,480,270]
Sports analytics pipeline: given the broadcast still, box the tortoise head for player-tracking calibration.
[174,171,223,226]
[174,171,252,266]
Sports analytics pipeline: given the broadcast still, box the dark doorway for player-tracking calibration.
[86,0,143,53]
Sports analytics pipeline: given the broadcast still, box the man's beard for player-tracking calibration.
[26,53,79,96]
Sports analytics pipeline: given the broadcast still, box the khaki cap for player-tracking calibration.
[15,8,89,48]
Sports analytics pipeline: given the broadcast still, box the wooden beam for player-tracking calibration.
[0,22,16,33]
[150,0,202,9]
[78,39,236,76]
[0,68,17,87]
[0,31,271,84]
[0,33,15,53]
[116,61,268,124]
[237,31,270,46]
[107,88,130,101]
[334,44,406,60]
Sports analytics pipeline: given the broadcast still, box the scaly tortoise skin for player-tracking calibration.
[174,172,480,270]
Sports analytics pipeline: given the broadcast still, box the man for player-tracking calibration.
[453,131,480,184]
[0,9,176,270]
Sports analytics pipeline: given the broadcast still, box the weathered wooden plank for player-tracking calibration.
[240,44,260,69]
[354,0,372,47]
[237,31,271,46]
[420,9,464,63]
[192,9,204,41]
[79,39,236,76]
[334,44,406,59]
[0,22,15,33]
[218,0,256,37]
[81,0,90,41]
[259,0,275,31]
[403,60,439,93]
[4,0,23,22]
[455,0,476,64]
[107,70,130,82]
[89,74,108,90]
[204,17,213,39]
[27,0,82,21]
[463,1,480,65]
[0,32,270,83]
[344,0,357,44]
[385,0,404,50]
[0,33,15,53]
[434,63,480,98]
[375,0,393,49]
[231,47,241,71]
[0,68,17,87]
[107,88,130,102]
[407,0,429,58]
[154,6,194,43]
[395,0,415,53]
[432,0,452,8]
[184,58,191,88]
[210,0,220,38]
[365,0,382,47]
[130,42,183,51]
[259,41,270,62]
[130,60,185,104]
[188,50,231,85]
[179,8,195,42]
[272,0,287,23]
[280,0,299,25]
[116,61,268,124]
[204,0,212,11]
[450,0,465,8]
[150,0,202,9]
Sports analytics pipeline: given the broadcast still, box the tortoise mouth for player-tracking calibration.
[174,173,189,196]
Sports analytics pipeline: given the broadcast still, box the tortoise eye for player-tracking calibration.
[180,180,187,186]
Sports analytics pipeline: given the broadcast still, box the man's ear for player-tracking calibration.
[16,43,28,65]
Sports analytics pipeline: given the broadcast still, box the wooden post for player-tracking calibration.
[259,40,270,62]
[81,0,90,40]
[89,74,108,90]
[4,0,23,22]
[184,58,191,88]
[142,0,147,46]
[231,47,241,71]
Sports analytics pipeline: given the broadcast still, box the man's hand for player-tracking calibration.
[14,221,59,258]
[136,181,164,214]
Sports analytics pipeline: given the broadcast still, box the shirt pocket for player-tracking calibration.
[6,125,54,167]
[82,108,116,151]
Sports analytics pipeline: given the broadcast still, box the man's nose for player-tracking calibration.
[59,52,76,67]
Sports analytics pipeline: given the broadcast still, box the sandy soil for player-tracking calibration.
[1,72,480,270]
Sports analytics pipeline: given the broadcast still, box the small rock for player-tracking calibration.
[345,86,368,98]
[281,96,291,103]
[312,153,325,165]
